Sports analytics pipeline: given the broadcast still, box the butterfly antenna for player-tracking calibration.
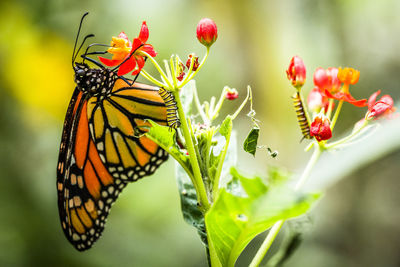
[82,43,109,58]
[72,12,89,67]
[74,33,95,63]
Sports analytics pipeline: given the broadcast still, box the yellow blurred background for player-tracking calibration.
[0,0,399,266]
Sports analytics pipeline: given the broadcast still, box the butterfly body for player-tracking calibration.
[74,62,116,97]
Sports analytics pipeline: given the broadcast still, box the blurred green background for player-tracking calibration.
[0,0,399,266]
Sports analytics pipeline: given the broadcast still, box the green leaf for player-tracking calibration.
[180,80,194,116]
[266,216,313,267]
[145,120,191,174]
[243,127,259,156]
[196,127,216,191]
[229,168,267,198]
[268,166,291,186]
[205,167,320,267]
[175,163,207,246]
[220,115,232,137]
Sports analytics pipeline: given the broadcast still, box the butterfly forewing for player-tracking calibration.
[87,79,169,183]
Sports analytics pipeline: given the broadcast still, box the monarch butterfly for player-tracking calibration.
[57,13,169,251]
[292,91,312,139]
[158,87,181,129]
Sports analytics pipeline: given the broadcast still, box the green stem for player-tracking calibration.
[140,69,164,87]
[231,86,251,120]
[192,82,210,125]
[294,144,323,190]
[169,56,178,89]
[212,121,231,199]
[210,87,227,122]
[208,96,216,116]
[181,54,196,86]
[173,90,210,211]
[330,100,343,131]
[249,221,284,267]
[139,50,173,89]
[249,144,323,267]
[165,59,174,84]
[326,99,334,119]
[325,119,369,149]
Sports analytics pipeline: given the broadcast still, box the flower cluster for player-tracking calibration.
[99,22,157,76]
[286,56,396,144]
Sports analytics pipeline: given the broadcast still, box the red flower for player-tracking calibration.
[308,87,330,112]
[286,56,306,88]
[313,67,340,93]
[176,61,186,81]
[366,90,396,120]
[99,21,157,76]
[310,113,332,142]
[186,55,199,71]
[176,71,185,81]
[225,88,239,100]
[197,18,218,47]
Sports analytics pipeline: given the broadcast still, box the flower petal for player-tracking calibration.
[117,57,136,76]
[117,31,130,42]
[141,44,157,57]
[380,95,394,107]
[324,90,367,107]
[130,56,145,75]
[368,90,381,110]
[367,101,393,120]
[135,55,145,69]
[138,21,149,43]
[131,38,143,53]
[99,57,121,67]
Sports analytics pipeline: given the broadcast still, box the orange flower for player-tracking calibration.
[337,67,360,85]
[107,32,131,61]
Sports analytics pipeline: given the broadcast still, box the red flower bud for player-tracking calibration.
[225,88,239,100]
[286,56,306,88]
[313,67,340,93]
[310,113,332,142]
[366,90,395,120]
[196,18,218,47]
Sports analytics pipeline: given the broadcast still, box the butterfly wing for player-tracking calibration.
[87,79,169,183]
[57,79,169,251]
